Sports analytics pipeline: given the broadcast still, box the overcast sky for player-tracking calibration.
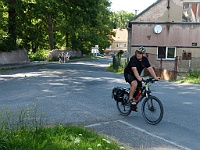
[109,0,157,13]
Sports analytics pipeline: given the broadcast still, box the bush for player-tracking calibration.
[28,49,49,61]
[188,69,200,78]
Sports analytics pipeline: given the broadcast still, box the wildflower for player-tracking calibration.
[102,138,111,144]
[74,137,81,144]
[88,148,93,150]
[97,144,101,147]
[120,146,125,149]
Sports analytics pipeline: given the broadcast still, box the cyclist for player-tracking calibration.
[124,46,160,111]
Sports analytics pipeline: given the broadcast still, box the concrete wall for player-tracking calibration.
[0,49,30,65]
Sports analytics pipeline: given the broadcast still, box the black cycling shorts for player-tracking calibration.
[124,73,142,87]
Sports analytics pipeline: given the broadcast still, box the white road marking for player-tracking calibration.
[85,120,191,150]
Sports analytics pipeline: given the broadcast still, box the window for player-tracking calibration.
[124,43,127,48]
[157,47,176,60]
[116,43,119,48]
[182,2,200,22]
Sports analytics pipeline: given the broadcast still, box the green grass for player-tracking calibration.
[176,69,200,84]
[0,104,131,150]
[0,126,127,150]
[107,63,124,74]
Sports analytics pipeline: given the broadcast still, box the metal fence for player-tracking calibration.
[114,53,200,80]
[146,53,200,72]
[145,53,200,80]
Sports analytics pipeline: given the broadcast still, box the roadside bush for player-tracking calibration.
[0,103,127,150]
[28,49,49,61]
[188,69,200,78]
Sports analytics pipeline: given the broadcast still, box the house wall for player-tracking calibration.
[104,29,128,55]
[128,0,200,80]
[133,0,200,23]
[131,23,200,50]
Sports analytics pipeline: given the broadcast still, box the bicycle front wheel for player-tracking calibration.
[142,96,164,125]
[116,100,132,116]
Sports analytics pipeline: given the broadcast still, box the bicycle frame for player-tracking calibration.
[136,81,152,103]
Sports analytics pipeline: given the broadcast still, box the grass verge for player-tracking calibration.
[176,69,200,84]
[0,125,128,150]
[107,63,124,74]
[0,104,131,150]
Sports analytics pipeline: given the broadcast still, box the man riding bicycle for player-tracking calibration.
[124,46,160,111]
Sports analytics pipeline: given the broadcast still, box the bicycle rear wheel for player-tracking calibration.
[116,100,132,116]
[142,96,164,125]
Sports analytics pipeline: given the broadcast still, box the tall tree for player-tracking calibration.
[110,10,135,29]
[0,0,115,54]
[8,0,17,49]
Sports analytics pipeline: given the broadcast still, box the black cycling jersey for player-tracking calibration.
[124,55,151,75]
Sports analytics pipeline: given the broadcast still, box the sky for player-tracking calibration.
[109,0,157,14]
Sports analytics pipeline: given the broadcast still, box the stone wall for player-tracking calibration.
[0,49,30,65]
[48,50,82,60]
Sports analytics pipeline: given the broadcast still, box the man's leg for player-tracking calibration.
[130,80,139,111]
[129,80,138,101]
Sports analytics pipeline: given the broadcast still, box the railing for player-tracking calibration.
[145,53,200,80]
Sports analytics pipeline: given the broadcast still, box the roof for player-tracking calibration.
[112,28,128,42]
[127,0,161,28]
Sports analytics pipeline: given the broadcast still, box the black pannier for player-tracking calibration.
[112,87,125,102]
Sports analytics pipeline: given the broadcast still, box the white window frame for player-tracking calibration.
[157,47,176,60]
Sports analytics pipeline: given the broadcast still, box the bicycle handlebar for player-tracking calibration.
[142,77,159,84]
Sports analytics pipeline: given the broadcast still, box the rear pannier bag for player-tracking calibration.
[112,87,124,102]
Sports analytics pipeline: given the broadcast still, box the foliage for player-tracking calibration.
[188,69,200,78]
[177,69,200,84]
[28,49,49,61]
[110,10,135,29]
[0,0,115,56]
[0,0,135,59]
[0,125,127,150]
[108,62,124,74]
[0,104,128,150]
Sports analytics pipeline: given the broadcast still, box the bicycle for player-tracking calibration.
[112,77,164,125]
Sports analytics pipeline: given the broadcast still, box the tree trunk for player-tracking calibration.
[8,0,17,50]
[48,15,54,50]
[66,32,69,49]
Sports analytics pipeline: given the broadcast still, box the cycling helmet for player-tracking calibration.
[135,46,146,54]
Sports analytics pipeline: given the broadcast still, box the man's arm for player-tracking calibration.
[147,67,160,80]
[132,67,143,81]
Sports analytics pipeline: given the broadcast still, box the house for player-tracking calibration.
[104,28,128,55]
[127,0,200,80]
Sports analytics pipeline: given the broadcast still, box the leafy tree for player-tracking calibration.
[0,0,17,51]
[0,0,115,55]
[110,10,135,29]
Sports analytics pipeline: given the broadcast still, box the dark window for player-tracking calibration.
[167,48,175,58]
[157,47,176,60]
[158,47,166,58]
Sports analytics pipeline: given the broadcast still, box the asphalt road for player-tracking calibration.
[0,58,200,150]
